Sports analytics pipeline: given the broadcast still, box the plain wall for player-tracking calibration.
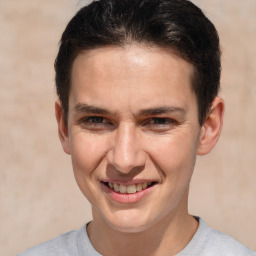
[0,0,255,255]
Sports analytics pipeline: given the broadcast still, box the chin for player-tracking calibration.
[103,209,156,233]
[109,221,150,233]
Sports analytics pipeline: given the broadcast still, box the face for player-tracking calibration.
[57,45,210,233]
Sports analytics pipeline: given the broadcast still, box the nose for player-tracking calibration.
[106,123,146,174]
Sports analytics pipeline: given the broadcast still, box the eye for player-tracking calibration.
[149,118,171,125]
[86,116,105,123]
[149,117,175,125]
[79,116,113,131]
[143,117,177,131]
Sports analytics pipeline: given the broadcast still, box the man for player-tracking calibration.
[19,0,256,255]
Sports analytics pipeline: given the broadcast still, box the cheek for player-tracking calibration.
[147,132,198,180]
[69,133,111,204]
[69,133,108,178]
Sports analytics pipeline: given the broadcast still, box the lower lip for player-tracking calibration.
[101,183,155,204]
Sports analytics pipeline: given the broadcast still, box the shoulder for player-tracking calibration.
[178,217,256,256]
[203,227,256,256]
[196,218,256,256]
[17,227,83,256]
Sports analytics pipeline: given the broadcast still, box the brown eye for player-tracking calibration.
[142,117,177,132]
[149,118,174,125]
[87,116,104,123]
[150,118,169,125]
[81,116,107,126]
[79,116,114,132]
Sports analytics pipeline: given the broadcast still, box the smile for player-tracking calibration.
[101,181,157,204]
[104,182,155,194]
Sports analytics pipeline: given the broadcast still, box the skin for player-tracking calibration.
[55,44,224,256]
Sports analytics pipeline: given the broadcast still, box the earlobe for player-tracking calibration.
[55,101,70,154]
[197,97,224,155]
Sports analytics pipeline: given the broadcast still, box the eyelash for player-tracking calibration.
[84,116,105,123]
[79,116,176,130]
[146,117,175,126]
[80,116,112,126]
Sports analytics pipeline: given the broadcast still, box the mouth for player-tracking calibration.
[102,181,157,194]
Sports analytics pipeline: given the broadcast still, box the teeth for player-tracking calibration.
[113,183,119,192]
[119,184,127,193]
[127,184,136,194]
[107,182,153,194]
[142,182,147,189]
[136,183,142,191]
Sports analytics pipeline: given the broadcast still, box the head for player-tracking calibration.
[55,0,221,127]
[54,0,224,235]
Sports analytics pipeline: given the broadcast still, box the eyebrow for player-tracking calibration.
[74,103,111,115]
[74,103,186,116]
[138,106,186,116]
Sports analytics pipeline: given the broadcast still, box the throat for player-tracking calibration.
[88,210,198,256]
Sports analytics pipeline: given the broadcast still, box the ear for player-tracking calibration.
[55,101,70,154]
[197,97,224,155]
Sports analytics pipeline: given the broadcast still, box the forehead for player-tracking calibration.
[70,45,195,113]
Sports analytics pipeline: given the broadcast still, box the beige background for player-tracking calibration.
[0,0,255,255]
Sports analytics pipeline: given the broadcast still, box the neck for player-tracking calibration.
[87,210,198,256]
